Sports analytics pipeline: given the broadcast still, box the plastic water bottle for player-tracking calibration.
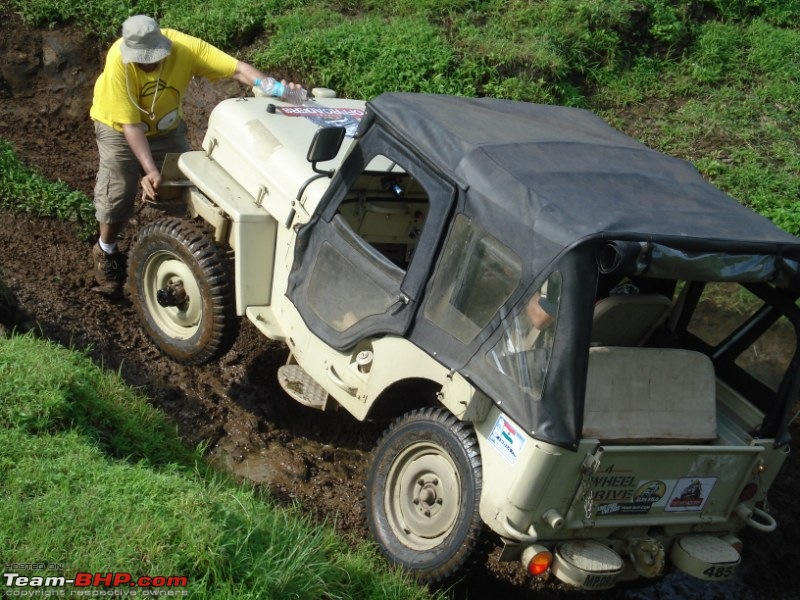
[255,77,308,105]
[255,77,284,97]
[283,85,308,105]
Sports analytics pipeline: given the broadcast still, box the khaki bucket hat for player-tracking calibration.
[120,15,172,64]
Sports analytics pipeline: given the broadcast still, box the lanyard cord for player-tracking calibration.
[124,61,164,121]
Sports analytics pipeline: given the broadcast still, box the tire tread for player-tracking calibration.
[128,217,238,365]
[366,406,487,585]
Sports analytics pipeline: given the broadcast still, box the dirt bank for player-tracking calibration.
[1,9,797,599]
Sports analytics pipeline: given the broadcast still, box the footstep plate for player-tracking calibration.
[278,364,329,410]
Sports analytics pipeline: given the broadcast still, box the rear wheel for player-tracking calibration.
[128,218,237,365]
[365,407,484,584]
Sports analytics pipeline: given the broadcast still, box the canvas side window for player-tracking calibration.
[302,151,423,333]
[306,235,405,333]
[424,215,521,343]
[288,126,456,349]
[486,272,562,399]
[335,154,429,270]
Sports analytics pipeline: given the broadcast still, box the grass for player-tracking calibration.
[592,16,800,236]
[0,333,436,600]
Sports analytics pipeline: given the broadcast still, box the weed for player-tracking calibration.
[0,139,95,240]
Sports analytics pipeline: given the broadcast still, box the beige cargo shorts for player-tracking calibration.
[93,120,189,224]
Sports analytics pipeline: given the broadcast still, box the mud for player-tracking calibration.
[0,10,797,599]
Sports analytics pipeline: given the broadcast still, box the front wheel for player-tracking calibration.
[128,218,238,365]
[365,407,484,584]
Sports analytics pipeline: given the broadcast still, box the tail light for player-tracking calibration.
[522,545,553,576]
[739,482,758,501]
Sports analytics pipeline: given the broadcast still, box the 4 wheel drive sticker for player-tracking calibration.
[594,479,668,516]
[488,414,525,464]
[278,106,365,137]
[665,477,717,512]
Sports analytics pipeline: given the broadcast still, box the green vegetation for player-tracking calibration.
[0,333,436,599]
[0,139,96,239]
[592,16,800,235]
[3,0,798,235]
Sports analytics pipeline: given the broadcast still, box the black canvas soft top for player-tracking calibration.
[365,93,800,259]
[358,93,800,448]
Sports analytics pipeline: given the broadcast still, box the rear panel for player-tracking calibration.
[566,445,763,528]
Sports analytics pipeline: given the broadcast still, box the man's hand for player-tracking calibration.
[141,170,162,200]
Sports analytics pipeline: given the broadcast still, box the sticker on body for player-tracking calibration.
[664,477,717,512]
[488,414,526,465]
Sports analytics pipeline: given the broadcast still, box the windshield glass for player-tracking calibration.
[486,272,562,399]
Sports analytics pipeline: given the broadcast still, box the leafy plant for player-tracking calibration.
[699,0,800,25]
[255,11,478,98]
[161,0,281,48]
[0,139,95,239]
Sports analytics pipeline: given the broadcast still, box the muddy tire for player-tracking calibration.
[365,407,483,584]
[128,217,237,365]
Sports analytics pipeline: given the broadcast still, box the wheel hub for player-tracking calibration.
[142,253,203,336]
[156,278,189,311]
[414,477,445,518]
[386,444,461,551]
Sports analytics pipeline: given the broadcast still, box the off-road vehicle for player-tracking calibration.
[128,91,800,589]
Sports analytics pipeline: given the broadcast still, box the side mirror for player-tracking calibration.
[292,127,348,222]
[307,126,346,175]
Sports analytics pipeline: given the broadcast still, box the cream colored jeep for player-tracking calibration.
[129,91,800,589]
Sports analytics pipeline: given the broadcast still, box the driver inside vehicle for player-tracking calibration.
[488,274,560,396]
[526,290,555,332]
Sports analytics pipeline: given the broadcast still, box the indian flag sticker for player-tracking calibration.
[488,414,526,465]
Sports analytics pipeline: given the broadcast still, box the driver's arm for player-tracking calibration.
[122,123,160,199]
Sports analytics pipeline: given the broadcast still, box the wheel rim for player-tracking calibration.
[385,441,461,551]
[142,249,203,339]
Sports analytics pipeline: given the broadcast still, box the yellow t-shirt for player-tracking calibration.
[90,29,238,136]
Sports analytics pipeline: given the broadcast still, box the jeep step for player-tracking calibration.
[277,364,329,410]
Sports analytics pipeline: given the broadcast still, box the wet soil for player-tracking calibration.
[0,10,798,599]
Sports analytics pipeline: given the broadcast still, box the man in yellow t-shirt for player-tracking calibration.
[89,14,297,297]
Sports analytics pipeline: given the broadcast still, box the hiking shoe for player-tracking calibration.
[91,242,126,297]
